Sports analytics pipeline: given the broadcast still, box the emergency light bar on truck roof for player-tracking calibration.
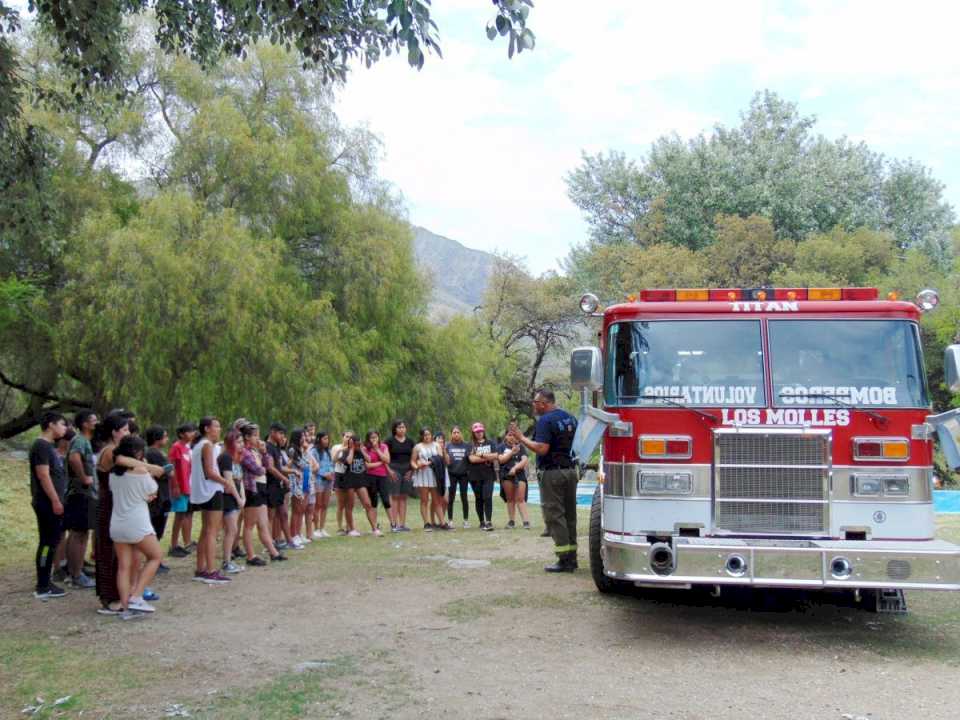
[633,287,884,302]
[578,288,941,312]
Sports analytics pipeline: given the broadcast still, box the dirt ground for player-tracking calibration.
[2,507,960,720]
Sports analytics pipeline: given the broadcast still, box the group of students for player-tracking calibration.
[28,409,535,619]
[333,420,533,535]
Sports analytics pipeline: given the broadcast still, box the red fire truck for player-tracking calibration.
[570,286,960,612]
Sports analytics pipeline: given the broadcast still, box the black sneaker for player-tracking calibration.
[424,523,433,532]
[156,563,170,575]
[53,567,67,582]
[232,548,247,559]
[185,541,198,551]
[34,583,67,600]
[482,523,494,532]
[506,521,516,529]
[247,557,267,567]
[169,546,189,558]
[270,553,288,562]
[522,521,531,530]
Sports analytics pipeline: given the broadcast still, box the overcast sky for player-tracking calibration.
[336,0,960,274]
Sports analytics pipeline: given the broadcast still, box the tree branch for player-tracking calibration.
[0,400,85,439]
[149,84,183,143]
[0,368,93,408]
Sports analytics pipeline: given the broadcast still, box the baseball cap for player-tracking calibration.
[471,422,485,433]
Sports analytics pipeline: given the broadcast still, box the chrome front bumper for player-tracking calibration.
[602,534,960,590]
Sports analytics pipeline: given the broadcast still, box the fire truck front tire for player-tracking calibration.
[589,484,630,594]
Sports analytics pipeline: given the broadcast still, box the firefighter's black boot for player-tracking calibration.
[544,551,577,573]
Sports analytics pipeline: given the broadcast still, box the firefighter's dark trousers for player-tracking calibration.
[539,467,578,556]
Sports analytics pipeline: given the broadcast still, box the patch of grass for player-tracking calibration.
[196,655,356,720]
[441,591,575,623]
[194,650,416,720]
[0,632,145,718]
[0,455,39,571]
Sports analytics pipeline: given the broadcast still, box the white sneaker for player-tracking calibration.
[128,596,156,613]
[320,529,331,538]
[312,530,324,539]
[347,529,362,537]
[373,528,383,537]
[290,538,305,550]
[301,536,311,544]
[463,521,470,529]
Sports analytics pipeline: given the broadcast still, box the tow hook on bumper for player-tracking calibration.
[601,535,960,590]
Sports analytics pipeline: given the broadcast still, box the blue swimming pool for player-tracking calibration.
[519,484,960,513]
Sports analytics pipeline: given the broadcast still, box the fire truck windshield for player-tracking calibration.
[769,319,928,408]
[605,320,765,407]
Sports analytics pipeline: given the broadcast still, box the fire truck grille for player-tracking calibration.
[714,431,830,535]
[715,502,827,534]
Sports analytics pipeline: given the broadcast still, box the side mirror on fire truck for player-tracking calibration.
[570,346,603,391]
[945,345,960,394]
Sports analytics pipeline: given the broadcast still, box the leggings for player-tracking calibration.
[470,476,494,525]
[447,474,469,521]
[367,475,391,510]
[33,502,64,591]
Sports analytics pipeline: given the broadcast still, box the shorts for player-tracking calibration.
[388,466,416,496]
[192,492,224,512]
[267,479,286,508]
[64,493,94,532]
[290,475,304,499]
[315,477,333,493]
[222,492,239,514]
[334,473,346,491]
[170,495,190,513]
[339,473,367,490]
[33,501,64,547]
[246,486,267,508]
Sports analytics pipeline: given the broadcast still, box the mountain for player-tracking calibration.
[412,225,497,319]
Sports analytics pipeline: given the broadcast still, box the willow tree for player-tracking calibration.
[0,31,508,435]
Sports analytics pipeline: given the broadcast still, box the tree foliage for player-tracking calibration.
[566,91,956,259]
[480,255,580,421]
[0,30,506,436]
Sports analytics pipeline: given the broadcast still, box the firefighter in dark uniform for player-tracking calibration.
[512,388,579,573]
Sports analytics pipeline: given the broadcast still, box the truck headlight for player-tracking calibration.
[852,474,910,497]
[853,476,882,496]
[883,476,910,496]
[639,472,693,495]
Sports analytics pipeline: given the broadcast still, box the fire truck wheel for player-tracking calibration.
[589,484,630,594]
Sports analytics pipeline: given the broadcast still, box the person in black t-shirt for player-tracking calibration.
[467,423,499,531]
[512,388,580,573]
[498,431,531,529]
[265,423,294,549]
[385,421,415,532]
[144,426,172,543]
[445,426,471,527]
[29,411,69,599]
[337,435,381,536]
